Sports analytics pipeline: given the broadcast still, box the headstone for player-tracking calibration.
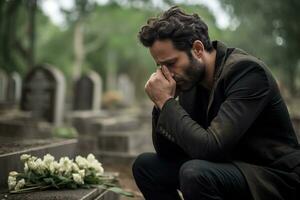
[117,74,135,106]
[0,69,8,102]
[73,70,102,111]
[6,72,22,103]
[20,64,65,126]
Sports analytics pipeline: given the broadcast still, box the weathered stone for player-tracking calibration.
[94,116,140,133]
[98,135,129,153]
[76,135,99,155]
[117,74,135,107]
[0,187,119,200]
[6,72,22,104]
[0,119,52,139]
[73,71,102,111]
[96,151,137,167]
[0,138,77,188]
[0,69,8,102]
[20,64,65,125]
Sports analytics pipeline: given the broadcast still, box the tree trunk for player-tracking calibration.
[73,19,85,80]
[106,50,117,91]
[27,0,36,68]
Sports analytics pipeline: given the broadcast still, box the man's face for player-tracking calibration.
[149,39,206,92]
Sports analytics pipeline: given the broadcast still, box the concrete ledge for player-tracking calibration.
[0,187,119,200]
[0,139,78,189]
[96,151,137,166]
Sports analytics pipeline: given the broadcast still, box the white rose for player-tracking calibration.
[59,157,73,174]
[20,154,31,162]
[27,160,37,171]
[87,154,95,162]
[43,154,55,166]
[72,163,80,172]
[78,169,85,178]
[75,156,88,169]
[88,160,104,175]
[35,158,46,174]
[9,171,18,177]
[49,161,59,174]
[96,165,104,175]
[14,179,25,191]
[8,176,17,190]
[72,173,84,185]
[30,156,37,161]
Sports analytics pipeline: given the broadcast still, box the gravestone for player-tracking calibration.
[117,74,135,106]
[6,72,22,103]
[0,69,8,102]
[20,64,65,126]
[73,70,102,111]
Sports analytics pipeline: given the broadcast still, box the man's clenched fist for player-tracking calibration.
[145,65,176,109]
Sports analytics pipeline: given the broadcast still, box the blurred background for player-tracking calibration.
[0,0,299,199]
[1,0,299,102]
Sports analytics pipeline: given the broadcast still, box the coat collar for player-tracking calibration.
[212,40,230,82]
[206,41,232,118]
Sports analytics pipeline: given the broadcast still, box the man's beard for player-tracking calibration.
[175,56,206,93]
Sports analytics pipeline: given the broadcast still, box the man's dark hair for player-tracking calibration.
[138,6,213,55]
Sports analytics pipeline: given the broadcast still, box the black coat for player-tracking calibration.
[152,41,300,200]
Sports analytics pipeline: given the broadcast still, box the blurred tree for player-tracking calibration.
[61,0,97,80]
[0,0,37,73]
[1,0,223,100]
[220,0,300,95]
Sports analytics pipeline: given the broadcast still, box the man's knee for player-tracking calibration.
[179,160,216,195]
[132,152,157,178]
[180,159,214,182]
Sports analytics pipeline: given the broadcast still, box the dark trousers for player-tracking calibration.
[132,152,252,200]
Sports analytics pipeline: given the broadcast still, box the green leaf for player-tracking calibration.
[43,178,58,188]
[107,187,134,197]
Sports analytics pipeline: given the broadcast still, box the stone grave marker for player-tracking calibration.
[20,64,65,126]
[117,74,135,106]
[6,72,22,103]
[73,70,102,111]
[0,69,8,102]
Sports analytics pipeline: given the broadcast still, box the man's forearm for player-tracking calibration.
[151,106,188,159]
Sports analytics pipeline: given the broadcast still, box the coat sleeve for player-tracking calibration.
[152,106,189,159]
[156,61,271,161]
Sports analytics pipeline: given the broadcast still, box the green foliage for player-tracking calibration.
[1,1,223,99]
[219,0,300,95]
[52,126,78,138]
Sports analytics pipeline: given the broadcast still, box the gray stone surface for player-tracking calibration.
[0,139,77,188]
[117,74,135,107]
[94,116,140,133]
[6,72,22,104]
[0,187,119,200]
[0,119,52,139]
[0,69,8,102]
[98,135,129,153]
[96,151,137,167]
[73,71,102,111]
[20,64,65,125]
[97,126,153,154]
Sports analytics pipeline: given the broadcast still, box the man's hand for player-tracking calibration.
[145,65,176,109]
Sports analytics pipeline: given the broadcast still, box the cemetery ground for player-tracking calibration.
[0,65,153,199]
[0,104,153,200]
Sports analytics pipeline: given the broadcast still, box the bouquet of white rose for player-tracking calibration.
[7,153,133,198]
